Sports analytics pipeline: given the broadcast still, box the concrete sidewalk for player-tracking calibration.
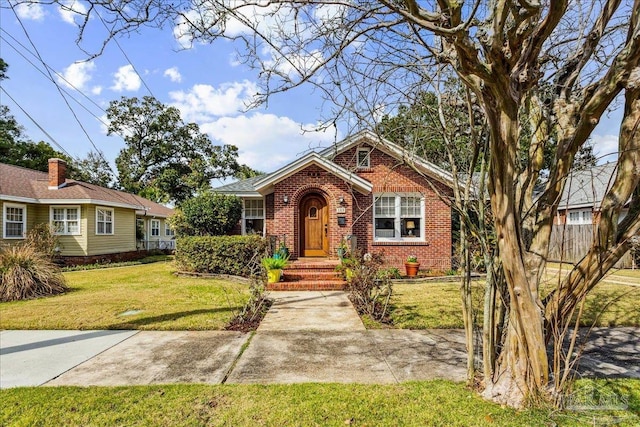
[1,291,638,388]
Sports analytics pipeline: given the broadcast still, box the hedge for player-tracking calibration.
[175,235,268,277]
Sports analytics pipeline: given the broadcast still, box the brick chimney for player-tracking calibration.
[48,158,67,189]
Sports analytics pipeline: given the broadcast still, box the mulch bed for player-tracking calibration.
[225,297,273,332]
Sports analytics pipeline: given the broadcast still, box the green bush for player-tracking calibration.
[0,244,68,302]
[175,235,267,277]
[170,192,242,236]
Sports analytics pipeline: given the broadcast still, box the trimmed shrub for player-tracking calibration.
[171,192,242,236]
[0,244,68,302]
[175,235,267,277]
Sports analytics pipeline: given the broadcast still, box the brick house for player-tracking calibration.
[215,130,455,270]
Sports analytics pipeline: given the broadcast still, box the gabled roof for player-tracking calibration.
[559,162,620,210]
[319,130,456,188]
[215,130,456,196]
[213,174,268,197]
[253,152,373,195]
[0,162,174,218]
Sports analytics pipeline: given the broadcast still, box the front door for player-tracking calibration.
[300,194,329,257]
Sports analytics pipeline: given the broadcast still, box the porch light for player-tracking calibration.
[338,196,345,204]
[283,195,289,204]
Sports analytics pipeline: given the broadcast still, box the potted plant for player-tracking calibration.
[262,256,288,283]
[404,255,420,277]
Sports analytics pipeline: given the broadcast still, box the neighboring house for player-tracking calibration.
[215,130,455,270]
[0,159,174,264]
[554,163,628,225]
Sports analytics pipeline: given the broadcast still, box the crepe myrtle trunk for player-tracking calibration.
[480,89,549,407]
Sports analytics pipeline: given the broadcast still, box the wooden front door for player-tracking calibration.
[300,194,329,257]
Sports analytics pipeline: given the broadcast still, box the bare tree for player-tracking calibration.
[9,0,640,407]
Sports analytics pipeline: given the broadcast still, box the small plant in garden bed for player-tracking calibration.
[226,251,273,332]
[345,251,393,324]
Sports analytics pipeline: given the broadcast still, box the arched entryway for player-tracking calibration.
[299,193,329,257]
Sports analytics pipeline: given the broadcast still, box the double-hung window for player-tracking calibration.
[96,207,114,235]
[51,206,80,235]
[165,223,175,237]
[3,203,26,239]
[567,209,593,225]
[150,219,160,237]
[374,193,424,241]
[243,199,264,235]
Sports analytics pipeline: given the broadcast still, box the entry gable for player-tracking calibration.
[254,152,372,195]
[319,130,455,189]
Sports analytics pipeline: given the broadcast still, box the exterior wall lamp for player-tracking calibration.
[283,195,289,204]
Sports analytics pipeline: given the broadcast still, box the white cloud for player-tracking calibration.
[15,3,45,21]
[591,134,619,163]
[58,0,87,25]
[169,80,259,121]
[164,67,182,83]
[57,61,96,90]
[200,113,336,170]
[111,65,141,92]
[91,86,103,95]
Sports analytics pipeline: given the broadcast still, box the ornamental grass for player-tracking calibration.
[0,244,67,302]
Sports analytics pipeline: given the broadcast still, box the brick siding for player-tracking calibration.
[264,140,453,270]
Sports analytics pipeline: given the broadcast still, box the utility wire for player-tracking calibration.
[1,87,78,161]
[8,3,116,175]
[96,11,157,99]
[0,31,109,128]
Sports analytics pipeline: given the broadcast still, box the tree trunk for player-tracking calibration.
[481,90,549,407]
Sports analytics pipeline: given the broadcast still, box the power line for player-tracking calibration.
[1,87,78,161]
[95,11,157,99]
[8,3,116,175]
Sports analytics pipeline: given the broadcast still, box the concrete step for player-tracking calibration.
[267,280,347,291]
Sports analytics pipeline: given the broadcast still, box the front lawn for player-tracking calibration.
[0,261,249,330]
[1,379,637,426]
[390,279,640,329]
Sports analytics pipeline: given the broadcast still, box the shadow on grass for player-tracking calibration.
[107,307,242,329]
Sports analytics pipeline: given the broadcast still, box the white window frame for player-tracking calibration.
[357,148,371,169]
[566,209,593,225]
[373,193,425,242]
[95,207,114,235]
[242,198,265,236]
[3,202,27,239]
[50,205,81,236]
[150,219,160,237]
[165,223,175,237]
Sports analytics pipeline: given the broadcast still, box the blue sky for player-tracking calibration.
[0,1,622,181]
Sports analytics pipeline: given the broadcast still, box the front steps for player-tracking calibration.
[267,258,347,291]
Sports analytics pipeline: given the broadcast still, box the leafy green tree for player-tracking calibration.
[72,151,114,187]
[107,96,242,204]
[170,192,242,236]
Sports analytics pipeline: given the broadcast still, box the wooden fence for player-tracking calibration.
[548,224,636,269]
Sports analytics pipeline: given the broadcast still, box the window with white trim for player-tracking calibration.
[96,207,114,235]
[567,209,593,225]
[51,206,80,235]
[357,148,371,168]
[243,199,264,235]
[3,203,26,239]
[374,193,424,241]
[150,219,160,237]
[165,223,175,237]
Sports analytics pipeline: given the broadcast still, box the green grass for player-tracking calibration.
[1,380,637,426]
[390,279,640,329]
[0,261,249,330]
